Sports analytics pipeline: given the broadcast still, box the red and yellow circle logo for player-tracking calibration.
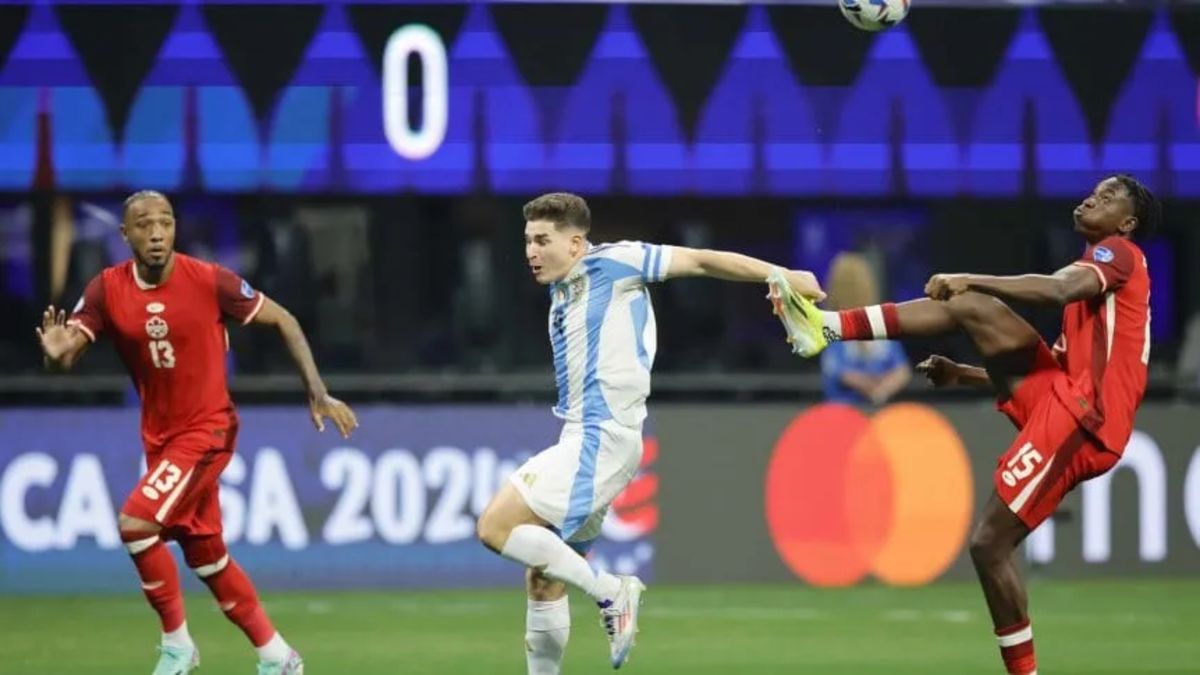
[765,403,973,587]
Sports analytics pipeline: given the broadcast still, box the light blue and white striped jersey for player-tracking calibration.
[548,241,673,428]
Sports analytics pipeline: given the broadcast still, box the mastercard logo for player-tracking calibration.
[765,403,973,587]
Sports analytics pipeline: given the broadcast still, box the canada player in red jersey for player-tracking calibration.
[775,175,1160,674]
[36,191,358,675]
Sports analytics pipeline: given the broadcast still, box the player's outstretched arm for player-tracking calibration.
[36,305,90,371]
[664,246,826,301]
[916,355,992,390]
[925,264,1101,307]
[250,297,359,438]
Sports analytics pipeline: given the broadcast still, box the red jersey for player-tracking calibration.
[69,253,265,446]
[1051,235,1150,454]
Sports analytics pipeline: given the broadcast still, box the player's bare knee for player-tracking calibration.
[117,514,161,554]
[969,522,1007,567]
[476,510,510,553]
[117,512,160,536]
[948,294,1027,343]
[478,485,540,552]
[968,528,991,563]
[945,292,999,323]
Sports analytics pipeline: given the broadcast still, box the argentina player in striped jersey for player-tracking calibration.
[476,193,825,672]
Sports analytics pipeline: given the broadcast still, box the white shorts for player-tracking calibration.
[510,420,643,544]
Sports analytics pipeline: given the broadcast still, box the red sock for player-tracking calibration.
[995,619,1037,674]
[200,558,277,646]
[121,532,185,633]
[835,303,900,340]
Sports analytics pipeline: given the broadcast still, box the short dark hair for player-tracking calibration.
[122,190,169,221]
[523,192,590,232]
[1111,174,1161,241]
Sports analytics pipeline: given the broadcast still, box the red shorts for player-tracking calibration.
[122,421,237,539]
[995,342,1120,529]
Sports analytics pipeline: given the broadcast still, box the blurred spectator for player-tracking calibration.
[820,253,911,405]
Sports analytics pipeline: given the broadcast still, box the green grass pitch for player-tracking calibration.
[1,579,1196,674]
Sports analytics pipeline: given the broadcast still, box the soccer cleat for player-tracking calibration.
[766,268,828,358]
[256,649,304,675]
[598,575,646,669]
[151,644,199,675]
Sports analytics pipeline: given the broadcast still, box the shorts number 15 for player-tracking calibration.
[1001,442,1044,487]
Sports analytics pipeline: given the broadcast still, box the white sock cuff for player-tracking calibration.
[255,632,291,663]
[527,596,570,631]
[192,554,230,579]
[996,624,1033,648]
[822,311,843,339]
[161,621,193,648]
[865,305,889,339]
[124,535,160,555]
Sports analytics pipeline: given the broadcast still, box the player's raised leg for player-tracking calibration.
[809,291,1044,398]
[477,483,644,669]
[774,271,1042,381]
[818,292,1012,346]
[525,568,570,675]
[479,482,627,604]
[937,292,1049,398]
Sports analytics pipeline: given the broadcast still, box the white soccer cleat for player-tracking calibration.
[151,644,199,675]
[256,649,303,675]
[598,575,646,669]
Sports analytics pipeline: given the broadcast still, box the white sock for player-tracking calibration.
[255,632,291,663]
[162,621,194,649]
[821,311,843,339]
[525,597,570,675]
[501,525,622,602]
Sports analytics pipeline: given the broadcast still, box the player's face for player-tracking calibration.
[1073,177,1136,243]
[122,196,176,269]
[525,219,585,285]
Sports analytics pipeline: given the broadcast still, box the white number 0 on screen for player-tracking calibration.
[382,24,448,161]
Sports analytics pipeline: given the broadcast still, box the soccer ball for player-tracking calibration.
[839,0,910,32]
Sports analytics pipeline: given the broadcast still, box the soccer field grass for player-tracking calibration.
[1,579,1196,674]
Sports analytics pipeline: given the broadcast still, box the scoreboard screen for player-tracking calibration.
[0,1,1197,196]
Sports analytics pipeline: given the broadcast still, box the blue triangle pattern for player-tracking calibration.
[0,1,1193,196]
